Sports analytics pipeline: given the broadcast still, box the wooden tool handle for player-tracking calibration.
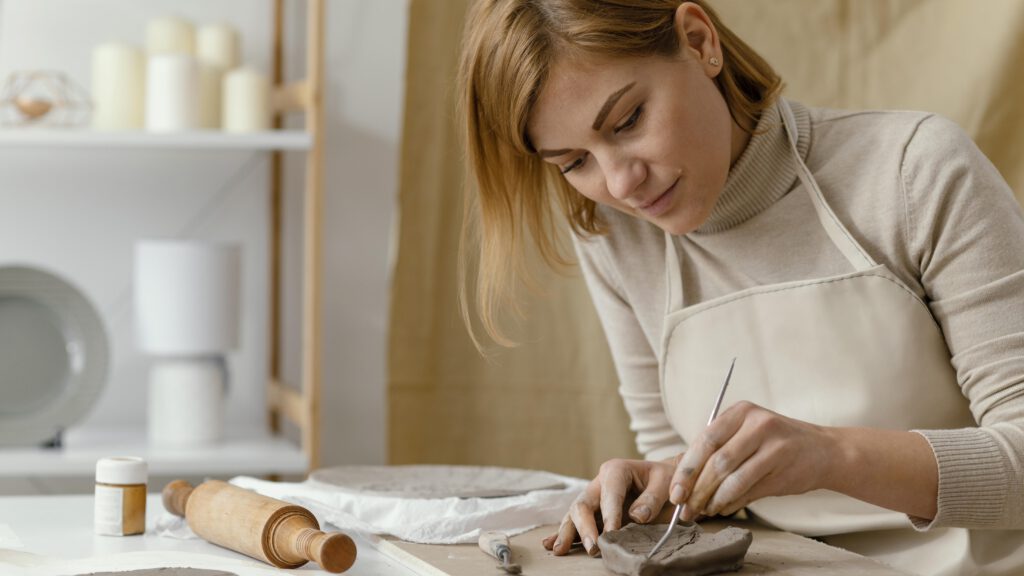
[479,530,512,559]
[161,479,357,573]
[479,530,521,573]
[162,479,194,517]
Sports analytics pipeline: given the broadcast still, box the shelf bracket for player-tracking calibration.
[272,80,311,113]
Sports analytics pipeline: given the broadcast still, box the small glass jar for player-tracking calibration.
[94,456,147,536]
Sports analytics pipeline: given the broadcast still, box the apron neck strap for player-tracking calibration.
[663,99,877,315]
[778,99,876,271]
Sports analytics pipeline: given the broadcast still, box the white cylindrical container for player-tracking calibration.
[146,16,195,55]
[197,24,240,70]
[95,457,147,536]
[91,42,145,130]
[222,67,270,132]
[148,358,225,447]
[145,54,200,131]
[134,240,241,355]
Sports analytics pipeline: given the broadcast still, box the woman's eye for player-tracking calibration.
[561,154,587,174]
[614,105,643,133]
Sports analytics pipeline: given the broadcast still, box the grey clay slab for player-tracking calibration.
[309,465,568,499]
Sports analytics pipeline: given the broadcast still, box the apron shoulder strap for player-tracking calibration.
[778,99,877,271]
[663,99,878,317]
[664,233,684,315]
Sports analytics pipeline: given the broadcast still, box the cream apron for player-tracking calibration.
[658,99,1021,575]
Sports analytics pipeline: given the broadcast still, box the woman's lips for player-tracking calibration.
[637,179,678,218]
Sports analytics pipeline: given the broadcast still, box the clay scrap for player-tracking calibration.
[598,523,752,576]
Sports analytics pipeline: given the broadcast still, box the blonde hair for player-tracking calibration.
[458,0,782,348]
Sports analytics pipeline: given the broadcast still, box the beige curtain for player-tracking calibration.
[388,0,1024,479]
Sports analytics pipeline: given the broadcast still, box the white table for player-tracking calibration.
[0,493,419,575]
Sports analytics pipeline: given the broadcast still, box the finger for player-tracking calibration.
[703,449,773,517]
[716,448,793,517]
[669,401,749,505]
[542,532,557,550]
[717,471,786,517]
[569,486,603,557]
[551,512,578,556]
[598,465,632,533]
[683,419,761,521]
[628,463,673,524]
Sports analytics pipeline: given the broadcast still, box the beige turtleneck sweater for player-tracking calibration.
[572,99,1024,532]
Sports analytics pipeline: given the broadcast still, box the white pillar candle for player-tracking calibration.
[196,24,240,129]
[146,16,195,55]
[197,24,240,70]
[222,67,270,132]
[145,54,200,131]
[91,42,145,130]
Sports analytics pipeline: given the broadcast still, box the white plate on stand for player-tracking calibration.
[0,265,108,446]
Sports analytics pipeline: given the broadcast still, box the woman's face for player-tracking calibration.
[527,13,749,235]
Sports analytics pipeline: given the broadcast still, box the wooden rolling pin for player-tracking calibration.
[163,479,356,573]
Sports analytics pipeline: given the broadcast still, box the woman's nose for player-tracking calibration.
[603,152,646,202]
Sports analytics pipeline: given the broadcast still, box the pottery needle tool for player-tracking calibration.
[479,530,523,574]
[646,357,736,559]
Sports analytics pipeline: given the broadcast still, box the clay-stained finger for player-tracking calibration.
[628,464,672,524]
[551,513,579,556]
[597,464,631,533]
[682,422,760,521]
[669,402,748,505]
[703,450,771,517]
[569,493,602,557]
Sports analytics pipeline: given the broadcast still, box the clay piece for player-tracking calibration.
[74,565,236,569]
[598,523,752,576]
[309,465,568,499]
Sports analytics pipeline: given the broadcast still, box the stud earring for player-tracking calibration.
[709,57,720,66]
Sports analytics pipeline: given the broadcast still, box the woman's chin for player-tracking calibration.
[653,214,703,236]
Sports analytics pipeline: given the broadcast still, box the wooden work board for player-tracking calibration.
[377,521,911,575]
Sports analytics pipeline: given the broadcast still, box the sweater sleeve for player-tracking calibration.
[901,115,1024,530]
[571,232,686,461]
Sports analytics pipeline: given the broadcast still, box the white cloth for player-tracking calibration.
[225,473,587,544]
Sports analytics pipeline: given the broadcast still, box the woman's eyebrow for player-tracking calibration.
[592,82,636,130]
[536,81,637,158]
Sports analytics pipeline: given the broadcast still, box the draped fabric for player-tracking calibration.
[388,0,1024,478]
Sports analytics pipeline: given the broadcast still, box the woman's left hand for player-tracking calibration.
[669,400,841,520]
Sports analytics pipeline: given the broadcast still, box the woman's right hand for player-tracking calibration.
[541,456,678,557]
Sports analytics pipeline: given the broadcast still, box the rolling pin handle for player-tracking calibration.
[161,479,195,517]
[293,528,358,573]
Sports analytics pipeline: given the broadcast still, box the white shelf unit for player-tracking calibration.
[0,129,312,150]
[0,429,307,478]
[0,0,326,479]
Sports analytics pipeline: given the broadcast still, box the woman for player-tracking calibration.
[457,1,1024,574]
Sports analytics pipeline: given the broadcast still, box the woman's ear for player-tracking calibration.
[673,2,722,77]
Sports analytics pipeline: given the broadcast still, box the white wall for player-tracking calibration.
[0,0,405,484]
